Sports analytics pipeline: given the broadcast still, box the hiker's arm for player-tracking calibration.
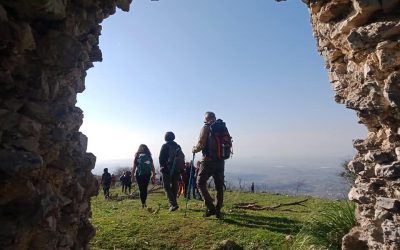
[192,125,208,153]
[151,158,156,176]
[159,145,168,167]
[151,158,156,182]
[132,157,137,178]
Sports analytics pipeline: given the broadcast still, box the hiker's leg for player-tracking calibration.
[137,176,145,204]
[196,161,215,211]
[162,174,175,206]
[141,175,151,204]
[128,183,132,194]
[185,177,190,198]
[192,178,197,198]
[171,174,179,206]
[213,160,225,211]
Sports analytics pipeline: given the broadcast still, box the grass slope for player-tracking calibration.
[90,186,341,250]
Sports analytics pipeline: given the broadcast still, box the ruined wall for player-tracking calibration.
[306,0,400,249]
[0,0,130,249]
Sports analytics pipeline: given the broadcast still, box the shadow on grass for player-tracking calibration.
[222,212,302,234]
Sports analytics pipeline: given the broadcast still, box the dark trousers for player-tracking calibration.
[162,173,179,207]
[196,160,225,211]
[103,184,110,197]
[186,176,200,199]
[123,182,132,194]
[136,175,151,205]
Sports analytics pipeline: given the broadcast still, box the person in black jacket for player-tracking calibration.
[159,131,182,212]
[101,168,112,198]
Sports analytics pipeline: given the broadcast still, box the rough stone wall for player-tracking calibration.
[305,0,400,249]
[0,0,130,249]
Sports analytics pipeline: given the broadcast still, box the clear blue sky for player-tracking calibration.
[77,0,366,173]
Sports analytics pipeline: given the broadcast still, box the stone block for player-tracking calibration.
[17,23,35,52]
[396,147,400,160]
[384,72,400,108]
[0,150,43,176]
[382,0,400,13]
[0,4,7,21]
[376,197,400,211]
[317,0,351,23]
[116,0,132,12]
[375,162,400,178]
[349,187,372,203]
[377,49,400,70]
[374,207,391,221]
[340,0,381,34]
[365,151,396,164]
[382,219,400,244]
[349,160,365,173]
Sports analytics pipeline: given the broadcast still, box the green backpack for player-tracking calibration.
[136,154,152,176]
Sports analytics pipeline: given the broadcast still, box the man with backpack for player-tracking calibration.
[159,131,185,212]
[101,168,112,198]
[192,112,232,219]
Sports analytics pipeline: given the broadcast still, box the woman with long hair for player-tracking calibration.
[132,144,156,208]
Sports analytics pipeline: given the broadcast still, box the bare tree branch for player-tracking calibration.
[233,199,309,210]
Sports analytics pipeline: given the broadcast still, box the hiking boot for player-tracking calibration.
[169,205,179,212]
[215,210,223,219]
[203,209,216,217]
[141,204,147,209]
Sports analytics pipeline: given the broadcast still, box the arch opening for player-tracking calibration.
[0,0,399,249]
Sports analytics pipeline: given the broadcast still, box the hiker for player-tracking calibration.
[159,131,185,212]
[185,161,200,200]
[132,144,156,208]
[124,171,132,194]
[120,172,127,193]
[101,168,112,198]
[251,182,255,193]
[184,162,191,198]
[111,174,116,188]
[192,112,232,218]
[194,161,203,200]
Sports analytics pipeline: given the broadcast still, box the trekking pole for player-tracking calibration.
[184,153,195,217]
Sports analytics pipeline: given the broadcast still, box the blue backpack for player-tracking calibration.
[136,154,152,176]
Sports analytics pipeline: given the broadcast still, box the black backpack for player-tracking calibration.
[167,142,185,175]
[205,119,233,160]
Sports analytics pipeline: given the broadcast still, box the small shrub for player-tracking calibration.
[339,160,356,186]
[292,200,356,249]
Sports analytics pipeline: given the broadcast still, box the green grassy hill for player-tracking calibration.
[90,186,352,250]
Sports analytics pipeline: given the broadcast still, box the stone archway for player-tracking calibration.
[0,0,399,249]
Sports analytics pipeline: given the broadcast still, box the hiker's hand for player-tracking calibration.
[192,147,197,154]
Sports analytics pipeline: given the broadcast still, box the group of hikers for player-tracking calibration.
[101,112,232,218]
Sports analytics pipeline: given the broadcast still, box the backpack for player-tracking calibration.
[205,119,233,160]
[167,143,185,176]
[136,154,152,176]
